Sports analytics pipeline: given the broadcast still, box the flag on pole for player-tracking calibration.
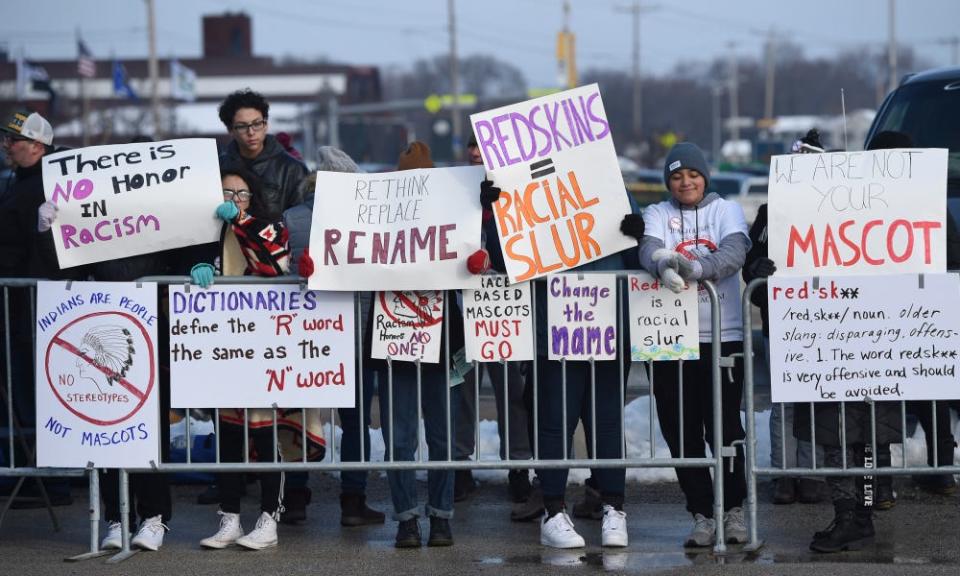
[16,55,52,100]
[170,59,197,102]
[112,60,138,100]
[77,39,96,78]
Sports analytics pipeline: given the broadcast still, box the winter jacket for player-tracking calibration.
[283,192,314,266]
[220,135,308,217]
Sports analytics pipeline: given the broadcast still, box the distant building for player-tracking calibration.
[0,13,395,164]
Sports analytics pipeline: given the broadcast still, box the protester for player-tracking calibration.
[742,129,826,506]
[453,136,535,510]
[286,147,387,527]
[640,142,750,547]
[196,164,293,550]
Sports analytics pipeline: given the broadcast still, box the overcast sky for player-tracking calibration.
[4,0,959,87]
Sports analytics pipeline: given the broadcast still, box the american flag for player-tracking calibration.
[77,39,96,78]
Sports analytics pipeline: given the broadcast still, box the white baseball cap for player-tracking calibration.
[3,110,53,145]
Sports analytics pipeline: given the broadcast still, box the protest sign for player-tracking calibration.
[469,84,634,284]
[168,285,355,408]
[767,148,948,276]
[768,274,960,402]
[627,272,699,361]
[547,274,617,361]
[42,138,222,268]
[462,275,533,362]
[307,166,485,291]
[35,281,159,468]
[371,291,444,363]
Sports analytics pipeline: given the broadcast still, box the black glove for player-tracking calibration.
[747,257,777,279]
[480,179,501,209]
[619,214,645,241]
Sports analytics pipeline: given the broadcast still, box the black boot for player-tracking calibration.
[572,483,603,520]
[810,500,874,553]
[395,518,421,548]
[454,469,475,502]
[427,516,454,547]
[508,469,532,503]
[280,486,311,525]
[340,493,386,526]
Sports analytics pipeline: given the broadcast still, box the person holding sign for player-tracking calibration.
[196,164,295,551]
[639,143,750,547]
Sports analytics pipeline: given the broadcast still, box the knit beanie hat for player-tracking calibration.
[317,146,359,173]
[663,142,710,189]
[398,141,434,171]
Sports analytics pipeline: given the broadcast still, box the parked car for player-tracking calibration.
[707,172,768,224]
[623,168,669,208]
[864,66,960,227]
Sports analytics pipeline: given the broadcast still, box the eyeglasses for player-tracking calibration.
[223,189,252,201]
[231,119,266,134]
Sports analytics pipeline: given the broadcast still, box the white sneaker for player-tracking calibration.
[724,507,748,544]
[684,513,716,547]
[131,515,167,551]
[200,511,244,549]
[540,511,585,549]
[601,505,628,547]
[100,521,124,550]
[236,511,278,550]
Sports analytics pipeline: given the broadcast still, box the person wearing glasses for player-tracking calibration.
[217,89,308,219]
[215,89,312,522]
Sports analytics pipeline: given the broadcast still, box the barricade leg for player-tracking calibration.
[66,468,112,561]
[106,469,138,563]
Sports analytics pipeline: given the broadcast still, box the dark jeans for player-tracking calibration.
[534,357,625,503]
[652,341,747,518]
[339,366,376,495]
[217,423,284,515]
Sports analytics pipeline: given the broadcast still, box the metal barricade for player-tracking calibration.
[742,277,960,551]
[2,274,746,561]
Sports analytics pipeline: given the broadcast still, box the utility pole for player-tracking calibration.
[146,0,161,138]
[448,0,462,162]
[728,42,740,143]
[763,29,776,124]
[77,28,90,147]
[615,2,657,148]
[557,1,577,89]
[887,0,897,93]
[711,85,722,164]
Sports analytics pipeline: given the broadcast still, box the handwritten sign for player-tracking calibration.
[42,139,222,268]
[462,275,533,362]
[767,148,948,276]
[167,285,355,408]
[371,291,444,363]
[768,274,960,402]
[470,84,634,284]
[547,274,617,361]
[307,167,485,291]
[627,272,699,361]
[35,281,159,468]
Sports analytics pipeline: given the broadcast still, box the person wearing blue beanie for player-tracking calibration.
[662,142,711,191]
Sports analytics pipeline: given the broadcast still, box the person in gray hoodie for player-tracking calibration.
[639,142,750,548]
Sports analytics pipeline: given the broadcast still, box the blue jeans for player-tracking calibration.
[339,366,376,494]
[378,362,457,520]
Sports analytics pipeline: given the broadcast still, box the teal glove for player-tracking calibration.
[190,263,215,288]
[215,201,239,222]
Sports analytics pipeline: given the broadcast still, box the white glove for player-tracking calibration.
[661,267,686,293]
[38,201,58,233]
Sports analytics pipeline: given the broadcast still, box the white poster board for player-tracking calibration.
[307,166,485,291]
[462,275,533,362]
[767,148,948,276]
[42,139,223,268]
[469,84,634,284]
[35,281,159,468]
[547,274,618,361]
[627,272,699,361]
[371,291,444,363]
[768,274,960,402]
[168,285,355,408]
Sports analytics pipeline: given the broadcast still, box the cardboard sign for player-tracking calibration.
[168,285,355,408]
[42,139,222,268]
[768,274,960,402]
[547,274,617,361]
[767,148,948,276]
[35,281,159,468]
[469,84,634,283]
[307,166,485,291]
[462,275,534,362]
[627,272,699,361]
[371,291,444,363]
